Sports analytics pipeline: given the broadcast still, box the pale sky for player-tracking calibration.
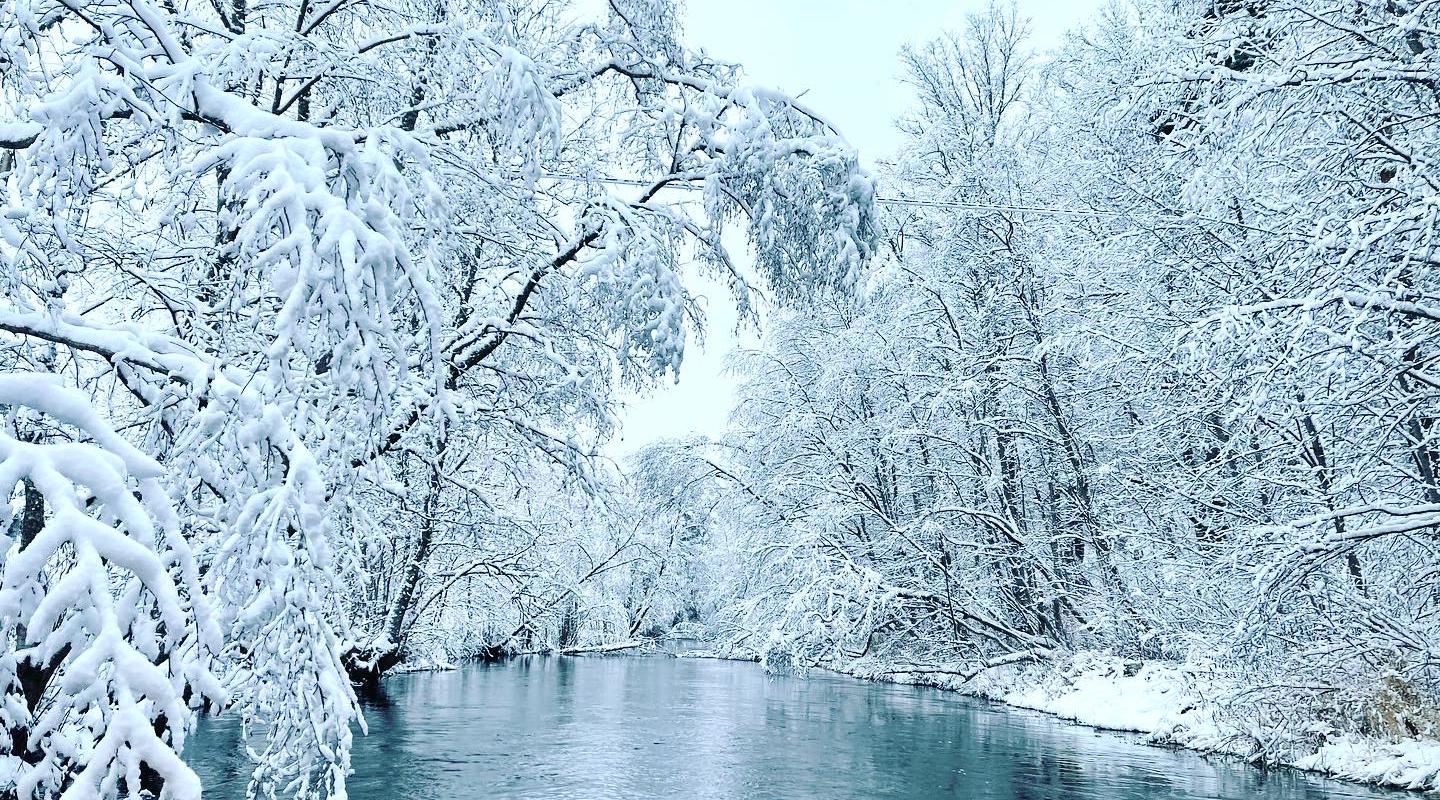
[608,0,1103,457]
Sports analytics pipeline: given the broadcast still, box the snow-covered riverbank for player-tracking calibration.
[858,652,1440,795]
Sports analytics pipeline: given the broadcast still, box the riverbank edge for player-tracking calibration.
[674,648,1440,795]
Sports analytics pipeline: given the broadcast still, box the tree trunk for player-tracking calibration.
[346,453,444,685]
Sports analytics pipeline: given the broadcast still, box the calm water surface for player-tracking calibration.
[189,655,1410,799]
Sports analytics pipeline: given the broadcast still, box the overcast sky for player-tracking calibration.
[608,0,1104,457]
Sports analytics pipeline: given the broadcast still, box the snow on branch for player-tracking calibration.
[0,373,220,799]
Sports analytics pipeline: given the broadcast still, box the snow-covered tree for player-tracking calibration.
[1,0,876,793]
[656,0,1440,761]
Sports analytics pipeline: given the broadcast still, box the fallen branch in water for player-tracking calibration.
[557,639,655,655]
[878,648,1054,682]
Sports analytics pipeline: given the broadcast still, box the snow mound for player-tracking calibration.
[1297,735,1440,791]
[1002,653,1193,734]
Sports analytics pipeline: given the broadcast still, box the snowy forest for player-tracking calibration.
[2,0,1439,796]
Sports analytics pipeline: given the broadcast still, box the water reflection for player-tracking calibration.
[189,656,1407,799]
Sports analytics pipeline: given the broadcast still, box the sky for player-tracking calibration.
[607,0,1104,457]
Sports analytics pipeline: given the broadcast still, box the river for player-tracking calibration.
[187,655,1410,799]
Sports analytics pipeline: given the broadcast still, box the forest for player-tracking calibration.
[1,0,1438,796]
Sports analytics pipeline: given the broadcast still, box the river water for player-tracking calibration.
[188,655,1409,799]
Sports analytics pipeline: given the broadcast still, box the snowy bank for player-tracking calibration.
[1295,736,1440,792]
[843,651,1440,795]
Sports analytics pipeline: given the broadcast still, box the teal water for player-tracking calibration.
[188,655,1410,799]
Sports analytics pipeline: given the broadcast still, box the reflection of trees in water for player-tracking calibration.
[347,676,430,800]
[187,658,1400,799]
